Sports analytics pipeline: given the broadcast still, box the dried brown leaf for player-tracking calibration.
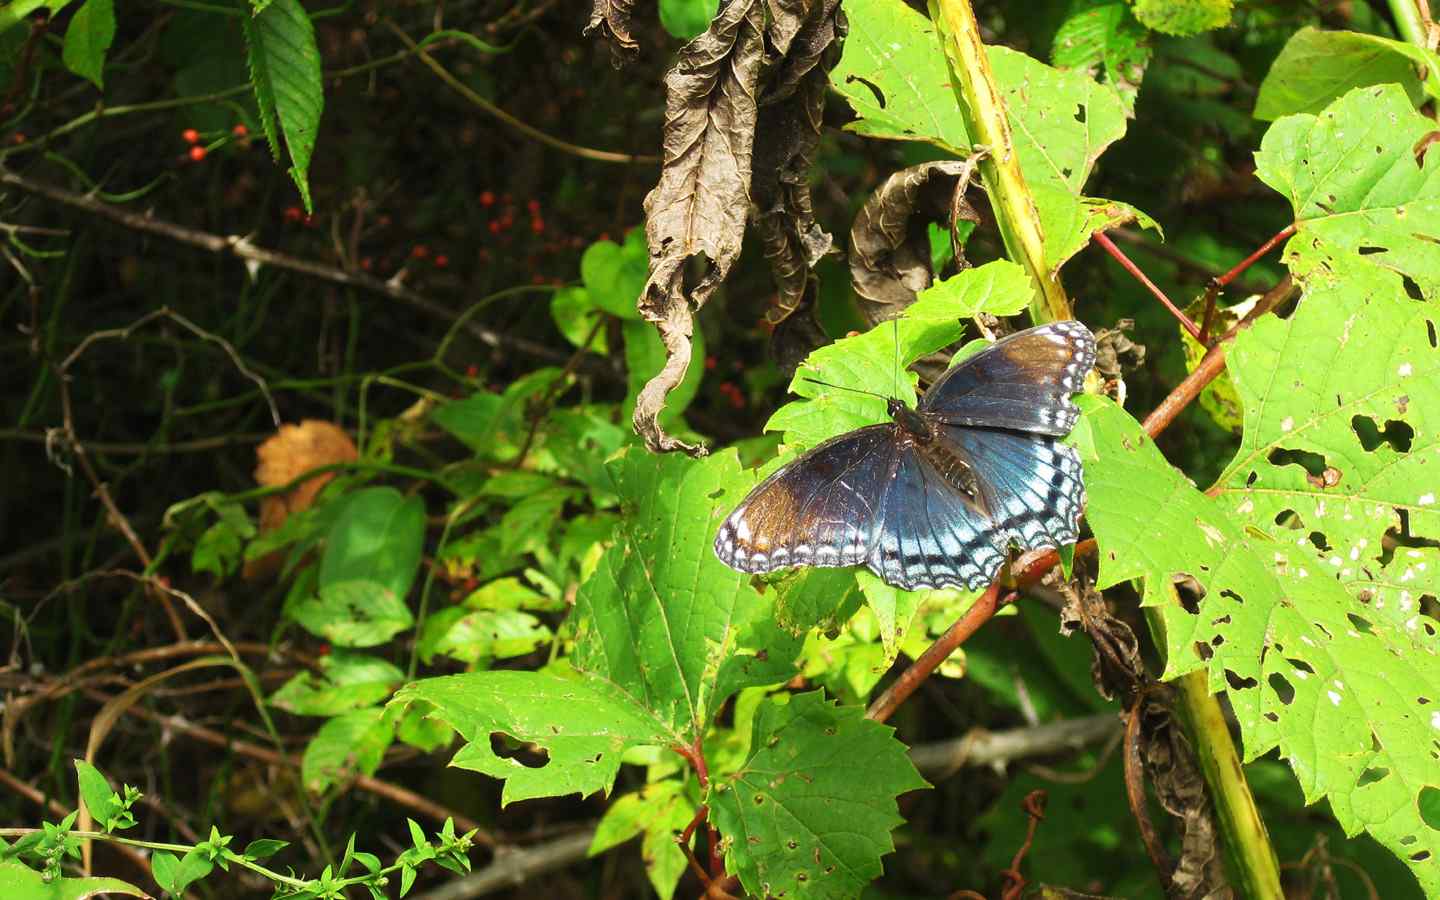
[244,419,357,580]
[634,0,766,454]
[849,158,983,327]
[752,0,845,327]
[585,0,640,66]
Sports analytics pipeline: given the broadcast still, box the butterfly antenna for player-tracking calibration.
[801,377,890,402]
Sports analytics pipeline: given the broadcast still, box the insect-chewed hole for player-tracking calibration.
[1273,508,1303,529]
[1173,573,1205,615]
[1286,657,1315,674]
[1357,766,1389,787]
[1420,786,1440,831]
[489,732,550,769]
[1194,642,1214,661]
[1224,669,1258,691]
[846,74,886,108]
[1308,532,1332,553]
[1402,273,1426,302]
[1268,447,1327,479]
[1347,612,1375,635]
[1352,415,1414,453]
[1268,672,1296,705]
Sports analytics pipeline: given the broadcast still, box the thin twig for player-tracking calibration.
[383,20,659,166]
[0,169,596,372]
[1092,230,1201,340]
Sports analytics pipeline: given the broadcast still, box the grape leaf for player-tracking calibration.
[832,0,1153,269]
[571,448,801,741]
[392,669,671,804]
[1051,1,1150,114]
[1254,27,1435,121]
[1254,83,1440,294]
[242,0,323,210]
[709,691,927,899]
[1080,254,1440,890]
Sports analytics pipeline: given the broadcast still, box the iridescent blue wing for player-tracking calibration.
[868,427,1085,591]
[919,321,1095,436]
[714,426,900,574]
[868,445,1004,591]
[944,426,1086,550]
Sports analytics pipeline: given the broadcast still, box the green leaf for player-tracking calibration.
[709,692,928,899]
[242,838,288,860]
[417,608,552,664]
[301,707,394,793]
[1131,0,1231,36]
[61,0,115,89]
[550,287,608,355]
[1254,27,1434,121]
[658,0,719,41]
[288,488,423,646]
[0,861,147,900]
[589,780,696,900]
[832,0,1152,268]
[152,849,214,897]
[1081,252,1440,892]
[572,448,802,741]
[73,760,122,833]
[580,229,647,320]
[390,669,672,804]
[1255,84,1440,295]
[767,259,1028,452]
[242,0,323,210]
[269,651,405,716]
[1051,1,1150,114]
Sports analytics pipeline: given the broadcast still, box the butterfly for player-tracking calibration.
[714,321,1095,591]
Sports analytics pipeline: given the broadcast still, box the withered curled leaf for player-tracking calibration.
[634,0,766,454]
[585,0,640,66]
[850,157,984,327]
[243,419,357,581]
[752,0,845,328]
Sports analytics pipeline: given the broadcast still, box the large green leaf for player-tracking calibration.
[1079,256,1440,889]
[1050,1,1150,114]
[1254,27,1434,121]
[391,670,672,804]
[832,0,1151,269]
[287,488,424,647]
[571,449,801,740]
[0,861,146,900]
[61,0,114,88]
[709,691,927,899]
[1254,84,1440,293]
[242,0,323,210]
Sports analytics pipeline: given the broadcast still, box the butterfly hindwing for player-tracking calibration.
[920,320,1096,436]
[869,445,1005,591]
[943,425,1085,551]
[714,426,899,574]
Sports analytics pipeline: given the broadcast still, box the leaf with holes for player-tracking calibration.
[1051,1,1150,114]
[571,448,801,741]
[1080,255,1440,890]
[1254,27,1437,121]
[390,670,672,804]
[831,0,1154,270]
[1255,83,1440,296]
[708,691,927,899]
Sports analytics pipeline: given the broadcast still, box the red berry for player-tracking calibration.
[705,355,718,371]
[530,218,545,235]
[318,642,331,656]
[479,190,496,207]
[232,123,248,137]
[188,145,207,162]
[433,254,449,268]
[282,206,303,223]
[465,364,479,378]
[597,232,610,242]
[302,214,317,228]
[360,257,373,271]
[182,128,200,144]
[411,244,429,259]
[526,199,541,215]
[488,221,502,235]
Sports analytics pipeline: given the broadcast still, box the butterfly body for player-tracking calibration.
[714,321,1095,591]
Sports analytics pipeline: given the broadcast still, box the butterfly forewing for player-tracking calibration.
[714,426,899,574]
[920,320,1096,436]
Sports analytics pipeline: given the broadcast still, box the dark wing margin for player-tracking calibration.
[919,321,1096,436]
[714,425,899,575]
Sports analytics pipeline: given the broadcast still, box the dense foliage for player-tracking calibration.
[3,0,1439,898]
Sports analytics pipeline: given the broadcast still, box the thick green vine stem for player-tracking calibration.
[1150,589,1284,899]
[1387,0,1437,51]
[926,0,1072,323]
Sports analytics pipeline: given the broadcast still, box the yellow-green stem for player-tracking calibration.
[928,0,1071,323]
[1147,593,1283,898]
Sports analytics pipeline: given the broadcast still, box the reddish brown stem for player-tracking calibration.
[678,806,712,885]
[1198,223,1296,344]
[1122,694,1173,887]
[865,583,1002,723]
[1092,230,1201,340]
[999,790,1047,900]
